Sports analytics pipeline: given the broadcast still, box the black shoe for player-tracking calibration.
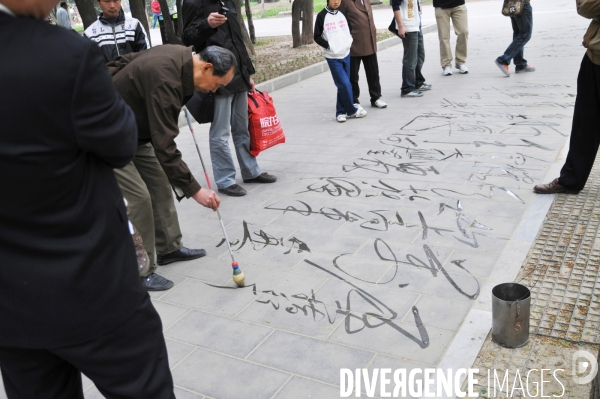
[157,247,206,265]
[142,273,173,291]
[218,184,247,196]
[243,172,278,184]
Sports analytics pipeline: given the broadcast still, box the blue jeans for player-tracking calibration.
[209,92,261,189]
[152,13,161,29]
[401,30,426,94]
[496,3,532,69]
[326,55,358,117]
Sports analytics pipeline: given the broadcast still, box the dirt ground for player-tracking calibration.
[252,29,395,84]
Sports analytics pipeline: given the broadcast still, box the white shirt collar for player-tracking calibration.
[0,2,16,16]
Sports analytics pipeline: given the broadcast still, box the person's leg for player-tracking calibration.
[497,4,532,66]
[362,53,383,105]
[558,54,600,191]
[209,94,237,189]
[0,347,84,399]
[401,32,419,94]
[55,295,175,399]
[349,56,362,104]
[435,7,452,69]
[513,3,532,69]
[132,143,183,257]
[327,57,358,116]
[452,4,469,66]
[152,13,158,29]
[230,91,262,180]
[415,30,426,88]
[114,155,157,277]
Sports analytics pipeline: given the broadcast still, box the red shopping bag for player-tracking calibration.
[248,90,285,156]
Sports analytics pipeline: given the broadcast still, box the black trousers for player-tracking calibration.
[0,295,174,399]
[350,53,382,105]
[559,54,600,191]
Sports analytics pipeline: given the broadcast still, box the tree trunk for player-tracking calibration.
[590,350,600,399]
[130,0,152,46]
[301,0,313,45]
[233,0,255,56]
[244,0,256,44]
[291,0,302,48]
[74,0,98,29]
[158,0,183,44]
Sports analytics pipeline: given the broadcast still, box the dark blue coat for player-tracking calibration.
[0,11,146,348]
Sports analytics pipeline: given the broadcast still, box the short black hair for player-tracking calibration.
[60,1,68,7]
[198,46,237,77]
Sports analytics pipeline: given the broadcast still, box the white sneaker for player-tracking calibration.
[457,64,469,74]
[443,66,453,76]
[349,108,367,118]
[372,99,387,108]
[337,114,347,123]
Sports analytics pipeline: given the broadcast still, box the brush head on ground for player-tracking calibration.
[233,272,245,287]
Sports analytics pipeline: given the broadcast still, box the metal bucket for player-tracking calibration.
[492,283,530,348]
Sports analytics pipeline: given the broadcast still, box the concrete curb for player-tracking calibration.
[177,23,437,128]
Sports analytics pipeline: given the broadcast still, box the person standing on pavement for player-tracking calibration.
[533,0,600,194]
[315,0,368,122]
[434,0,469,76]
[338,0,387,109]
[392,0,432,97]
[182,0,278,197]
[0,1,175,396]
[84,0,149,63]
[55,1,71,29]
[494,0,535,76]
[152,0,161,29]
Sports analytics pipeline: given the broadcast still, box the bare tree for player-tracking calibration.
[292,0,313,47]
[291,0,302,48]
[301,0,313,45]
[244,0,256,44]
[74,0,98,29]
[157,0,183,44]
[233,0,255,55]
[129,0,152,46]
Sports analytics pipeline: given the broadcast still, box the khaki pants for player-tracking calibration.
[435,4,469,68]
[114,142,182,276]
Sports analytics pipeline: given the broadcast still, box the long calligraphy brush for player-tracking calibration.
[183,107,245,287]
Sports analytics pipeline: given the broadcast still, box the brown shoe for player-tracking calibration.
[533,178,579,194]
[132,225,150,275]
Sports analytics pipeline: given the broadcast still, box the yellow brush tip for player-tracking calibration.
[233,272,245,287]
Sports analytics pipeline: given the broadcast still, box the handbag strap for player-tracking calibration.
[248,94,260,109]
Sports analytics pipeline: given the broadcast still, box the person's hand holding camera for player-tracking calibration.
[207,12,227,28]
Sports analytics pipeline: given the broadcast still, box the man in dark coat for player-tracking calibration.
[84,0,209,292]
[108,44,229,290]
[0,1,174,397]
[339,0,387,108]
[182,0,278,197]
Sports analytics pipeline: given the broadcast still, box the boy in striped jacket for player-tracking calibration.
[314,0,368,122]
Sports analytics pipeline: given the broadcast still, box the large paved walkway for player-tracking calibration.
[141,1,589,396]
[1,1,591,398]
